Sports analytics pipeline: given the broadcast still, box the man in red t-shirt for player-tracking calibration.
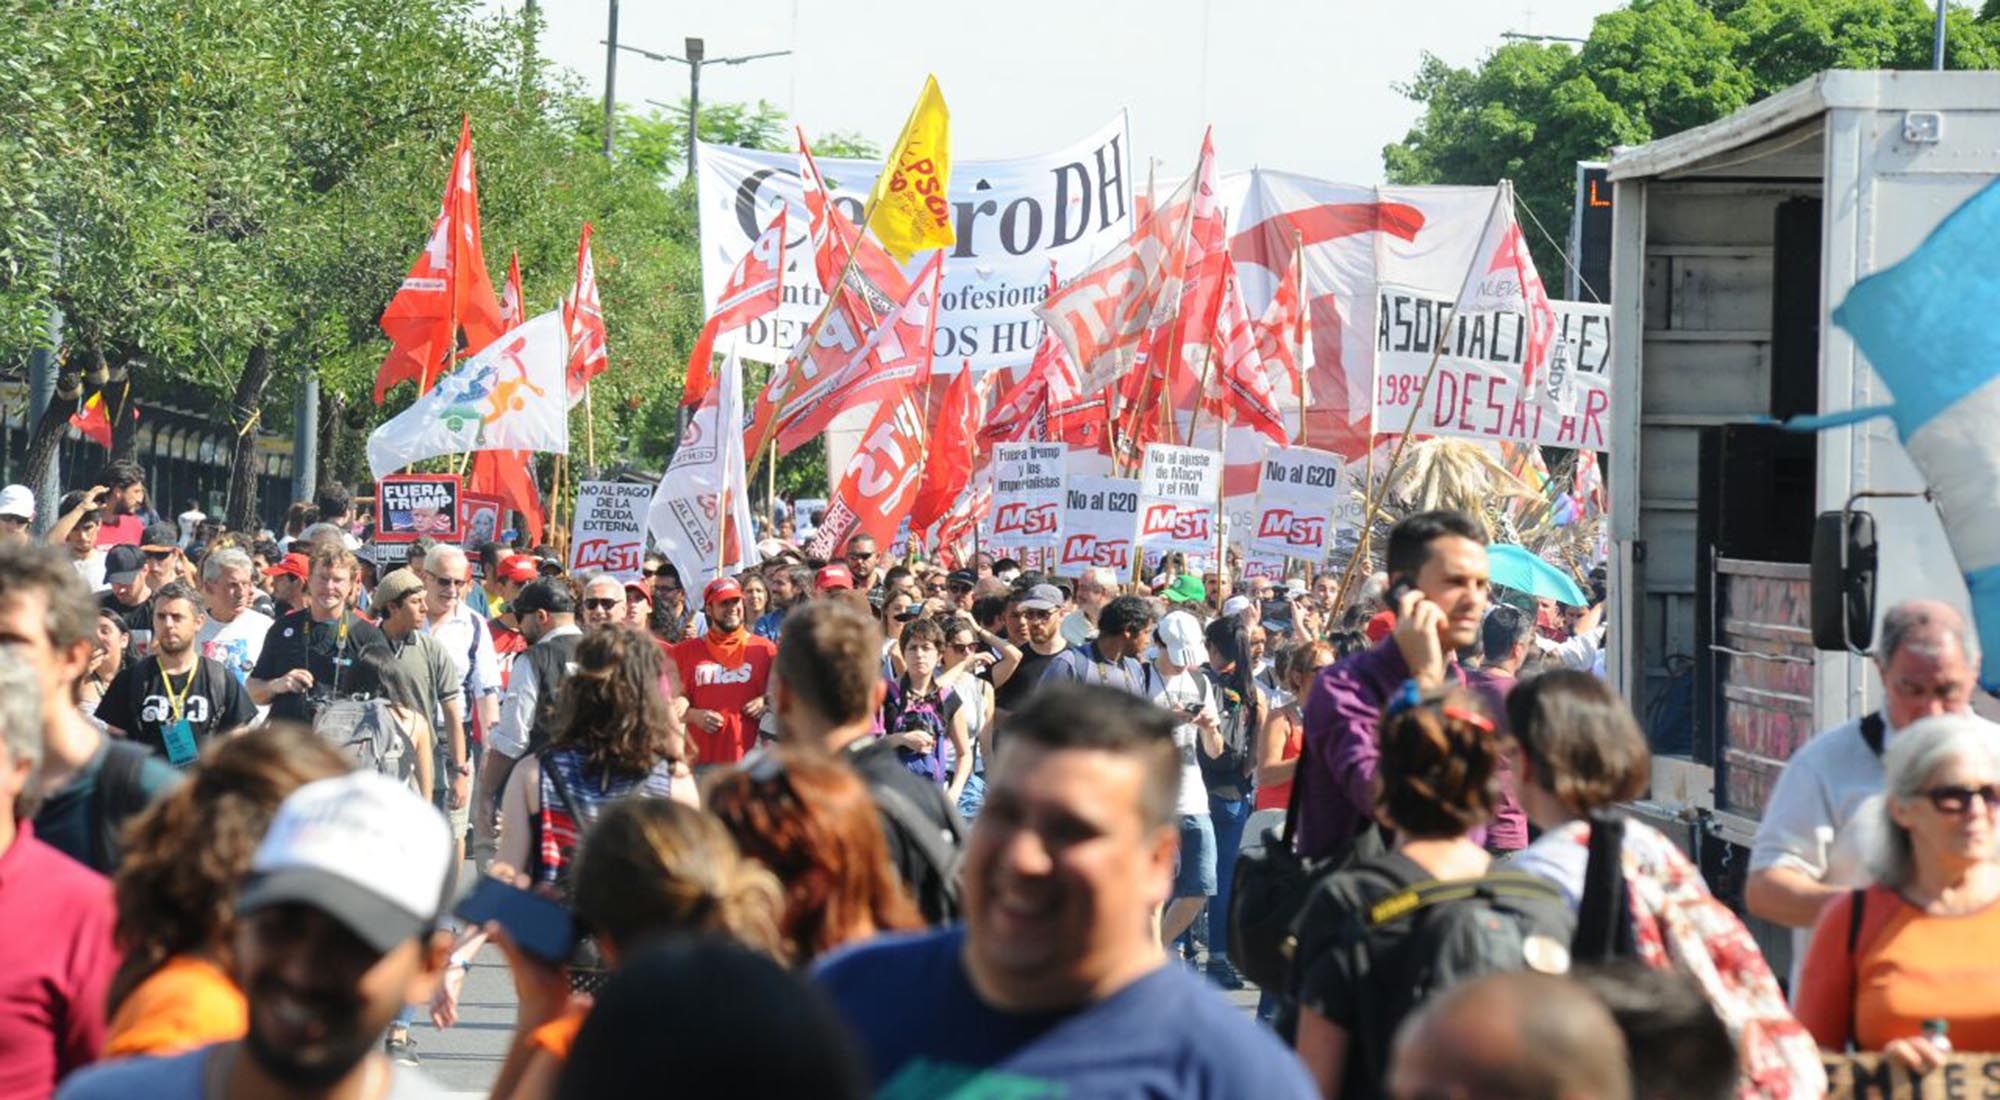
[670,577,776,768]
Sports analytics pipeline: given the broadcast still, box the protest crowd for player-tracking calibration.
[6,441,1988,1100]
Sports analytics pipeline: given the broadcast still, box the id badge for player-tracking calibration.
[162,718,199,767]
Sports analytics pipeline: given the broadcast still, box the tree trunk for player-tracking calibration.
[224,345,274,531]
[20,356,84,498]
[319,389,346,492]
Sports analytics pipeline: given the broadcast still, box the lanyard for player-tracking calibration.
[329,613,352,695]
[159,663,196,722]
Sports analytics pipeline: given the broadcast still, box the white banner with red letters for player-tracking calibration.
[990,443,1066,551]
[1057,475,1141,577]
[570,481,652,580]
[1250,447,1347,561]
[1137,444,1223,556]
[1372,287,1613,451]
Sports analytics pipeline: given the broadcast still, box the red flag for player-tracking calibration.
[979,264,1083,447]
[563,223,608,403]
[1209,266,1289,446]
[799,129,910,314]
[804,353,933,562]
[772,253,944,456]
[682,209,787,409]
[373,116,505,404]
[500,252,525,331]
[1148,128,1225,401]
[69,391,113,450]
[1252,249,1307,427]
[467,450,545,545]
[909,366,978,538]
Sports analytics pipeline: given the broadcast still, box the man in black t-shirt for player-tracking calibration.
[248,544,387,724]
[98,544,156,657]
[98,581,254,767]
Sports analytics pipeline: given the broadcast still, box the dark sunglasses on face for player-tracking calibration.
[642,566,660,577]
[433,576,470,589]
[1020,608,1054,621]
[582,598,621,612]
[1923,784,2000,814]
[144,549,174,562]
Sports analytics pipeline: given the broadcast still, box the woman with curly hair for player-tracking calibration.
[496,624,697,884]
[706,749,923,965]
[102,725,352,1057]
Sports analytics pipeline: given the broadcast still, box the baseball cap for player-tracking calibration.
[1157,610,1208,667]
[1017,583,1064,613]
[497,554,539,584]
[373,568,425,608]
[237,772,453,954]
[703,577,744,606]
[1162,574,1207,604]
[624,580,652,605]
[513,577,576,616]
[815,564,854,591]
[0,485,32,521]
[1284,578,1308,598]
[1221,595,1253,618]
[946,569,977,590]
[264,551,309,581]
[140,522,180,552]
[105,544,145,586]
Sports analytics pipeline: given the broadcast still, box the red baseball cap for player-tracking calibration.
[1365,610,1397,644]
[265,552,309,581]
[496,554,539,584]
[815,564,854,591]
[702,577,744,606]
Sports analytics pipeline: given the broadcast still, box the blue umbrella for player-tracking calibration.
[1487,544,1589,606]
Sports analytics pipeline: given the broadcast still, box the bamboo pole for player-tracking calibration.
[582,379,598,473]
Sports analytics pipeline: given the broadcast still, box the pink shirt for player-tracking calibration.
[0,822,118,1098]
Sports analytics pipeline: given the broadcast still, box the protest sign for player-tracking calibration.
[570,481,653,580]
[459,493,504,551]
[1251,447,1347,560]
[1373,286,1612,451]
[695,116,1132,374]
[1821,1052,2000,1098]
[1057,475,1141,576]
[1241,552,1288,581]
[991,443,1066,551]
[375,475,461,543]
[1137,444,1223,556]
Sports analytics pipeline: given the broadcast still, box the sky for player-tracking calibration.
[496,0,1630,183]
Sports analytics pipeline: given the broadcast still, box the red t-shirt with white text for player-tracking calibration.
[669,631,776,767]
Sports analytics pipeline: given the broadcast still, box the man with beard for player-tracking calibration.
[1297,510,1528,861]
[991,584,1070,720]
[97,581,254,769]
[261,552,310,616]
[91,461,157,549]
[248,545,388,725]
[669,577,776,768]
[476,579,580,870]
[816,684,1314,1097]
[753,563,811,641]
[58,771,457,1099]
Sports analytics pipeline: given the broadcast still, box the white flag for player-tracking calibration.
[648,345,756,589]
[1454,181,1558,388]
[366,310,571,479]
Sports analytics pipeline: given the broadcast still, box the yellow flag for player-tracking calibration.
[866,74,953,263]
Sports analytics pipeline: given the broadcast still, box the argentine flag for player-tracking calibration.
[1835,178,2000,689]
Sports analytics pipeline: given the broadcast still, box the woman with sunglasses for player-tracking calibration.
[1795,713,2000,1070]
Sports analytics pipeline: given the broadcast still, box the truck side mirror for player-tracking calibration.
[1811,509,1877,653]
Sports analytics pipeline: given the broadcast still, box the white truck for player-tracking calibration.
[1603,70,2000,967]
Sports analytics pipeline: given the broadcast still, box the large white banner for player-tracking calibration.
[1373,287,1613,451]
[1137,444,1223,556]
[1057,475,1141,577]
[695,116,1132,374]
[1250,447,1347,561]
[990,443,1066,551]
[569,481,652,580]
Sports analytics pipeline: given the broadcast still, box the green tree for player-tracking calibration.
[1386,0,2000,276]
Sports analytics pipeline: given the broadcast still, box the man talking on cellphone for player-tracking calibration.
[1295,510,1527,862]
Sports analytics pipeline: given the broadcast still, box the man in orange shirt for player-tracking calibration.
[670,578,776,769]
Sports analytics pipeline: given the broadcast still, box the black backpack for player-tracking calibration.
[92,739,156,872]
[1279,857,1575,1079]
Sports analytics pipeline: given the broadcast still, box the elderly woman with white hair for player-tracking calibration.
[1795,713,2000,1070]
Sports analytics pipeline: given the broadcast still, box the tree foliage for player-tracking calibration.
[1386,0,2000,276]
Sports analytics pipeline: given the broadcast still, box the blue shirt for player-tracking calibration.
[816,927,1316,1099]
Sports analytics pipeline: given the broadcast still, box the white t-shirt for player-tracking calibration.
[72,550,106,592]
[197,609,274,685]
[1154,666,1217,817]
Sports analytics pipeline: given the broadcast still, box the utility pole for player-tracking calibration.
[1934,0,1948,70]
[602,0,619,158]
[607,38,789,178]
[292,364,318,508]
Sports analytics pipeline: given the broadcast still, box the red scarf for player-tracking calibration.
[702,625,750,667]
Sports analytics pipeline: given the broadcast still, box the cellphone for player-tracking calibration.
[1181,702,1205,717]
[453,877,577,965]
[1387,578,1416,616]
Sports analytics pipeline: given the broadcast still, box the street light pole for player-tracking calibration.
[602,0,619,158]
[685,37,705,179]
[1934,0,1948,70]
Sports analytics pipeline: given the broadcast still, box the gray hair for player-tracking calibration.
[583,572,626,597]
[1080,566,1120,594]
[200,546,255,584]
[1871,713,2000,887]
[423,544,469,576]
[0,649,43,815]
[1878,600,1980,668]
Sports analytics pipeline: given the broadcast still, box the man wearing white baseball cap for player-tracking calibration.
[0,484,32,544]
[59,771,457,1099]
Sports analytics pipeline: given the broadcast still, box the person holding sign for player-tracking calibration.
[97,581,254,769]
[1794,714,2000,1070]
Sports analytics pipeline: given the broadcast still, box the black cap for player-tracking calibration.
[947,569,977,589]
[140,522,180,551]
[105,543,146,584]
[512,577,575,616]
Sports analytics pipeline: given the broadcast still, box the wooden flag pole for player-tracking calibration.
[1214,400,1226,580]
[1184,326,1221,448]
[1292,231,1309,449]
[582,379,598,474]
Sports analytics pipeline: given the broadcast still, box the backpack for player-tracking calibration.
[312,697,420,791]
[851,741,966,924]
[1280,856,1573,1072]
[1199,673,1257,798]
[883,680,953,783]
[93,739,156,872]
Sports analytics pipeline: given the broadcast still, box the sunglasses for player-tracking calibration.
[1922,784,2000,814]
[946,640,976,652]
[432,576,471,588]
[582,598,622,612]
[144,549,175,562]
[642,566,660,578]
[1019,608,1055,621]
[849,551,875,562]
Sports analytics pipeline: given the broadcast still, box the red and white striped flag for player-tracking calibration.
[563,222,609,404]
